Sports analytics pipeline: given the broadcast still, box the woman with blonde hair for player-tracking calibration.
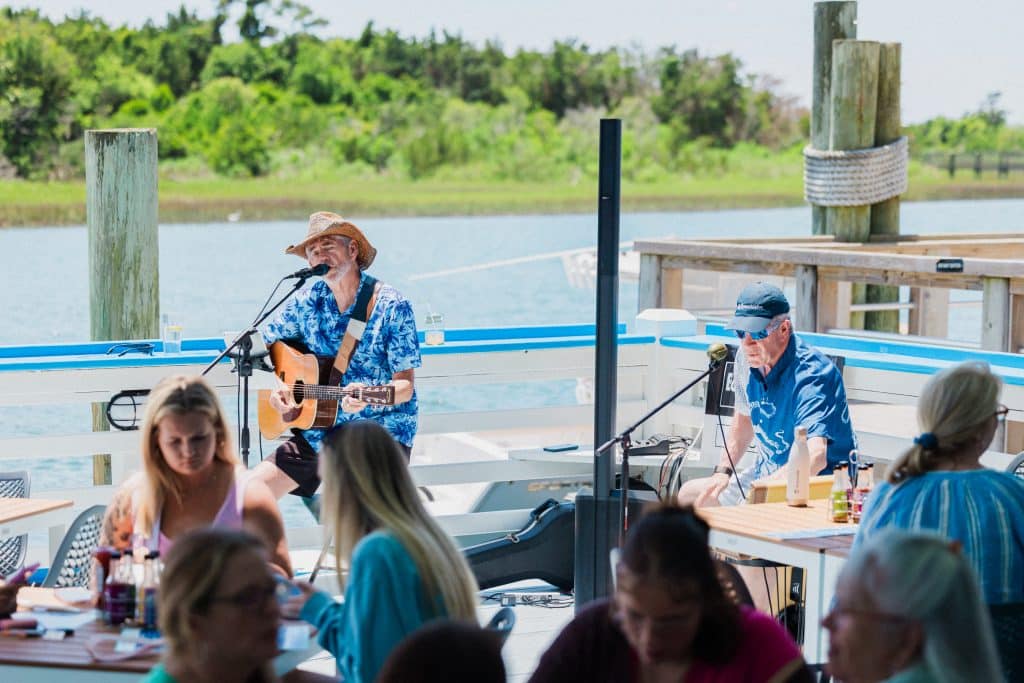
[143,528,331,683]
[854,360,1024,604]
[284,419,478,683]
[825,528,1003,683]
[100,375,290,575]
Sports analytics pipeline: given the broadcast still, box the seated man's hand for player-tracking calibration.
[693,472,731,508]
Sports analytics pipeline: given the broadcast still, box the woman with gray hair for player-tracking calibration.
[824,528,1002,682]
[853,360,1024,605]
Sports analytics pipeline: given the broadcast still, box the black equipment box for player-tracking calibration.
[574,488,659,608]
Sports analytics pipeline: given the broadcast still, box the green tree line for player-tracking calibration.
[0,2,806,181]
[0,2,1018,184]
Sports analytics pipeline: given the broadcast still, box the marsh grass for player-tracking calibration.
[2,161,1024,226]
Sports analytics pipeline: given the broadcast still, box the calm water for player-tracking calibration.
[6,198,1021,345]
[2,198,1019,518]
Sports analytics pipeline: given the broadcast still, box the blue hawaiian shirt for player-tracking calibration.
[734,334,856,480]
[263,272,421,450]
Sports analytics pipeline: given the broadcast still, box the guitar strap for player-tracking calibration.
[331,275,379,382]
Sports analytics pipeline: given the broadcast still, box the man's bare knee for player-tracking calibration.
[252,460,298,499]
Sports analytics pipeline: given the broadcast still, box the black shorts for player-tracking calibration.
[269,431,412,498]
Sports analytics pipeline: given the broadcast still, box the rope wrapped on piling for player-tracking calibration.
[804,136,909,206]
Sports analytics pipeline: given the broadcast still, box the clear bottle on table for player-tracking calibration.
[104,552,136,626]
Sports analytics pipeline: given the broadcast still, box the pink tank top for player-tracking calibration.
[147,469,249,556]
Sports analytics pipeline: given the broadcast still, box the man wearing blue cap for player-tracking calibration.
[679,281,856,507]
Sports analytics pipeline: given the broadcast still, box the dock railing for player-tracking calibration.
[635,233,1024,353]
[2,321,1022,555]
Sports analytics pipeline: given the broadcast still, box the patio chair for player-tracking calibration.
[989,602,1024,683]
[484,606,516,647]
[0,470,30,577]
[40,505,105,588]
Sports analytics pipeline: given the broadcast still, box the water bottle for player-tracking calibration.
[786,426,810,507]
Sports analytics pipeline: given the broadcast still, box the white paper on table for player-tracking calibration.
[12,609,100,630]
[766,527,857,540]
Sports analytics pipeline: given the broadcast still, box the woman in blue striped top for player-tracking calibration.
[854,361,1024,604]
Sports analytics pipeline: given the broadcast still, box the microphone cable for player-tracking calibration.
[716,410,747,502]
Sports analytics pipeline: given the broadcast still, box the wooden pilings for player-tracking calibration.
[85,129,160,484]
[811,2,857,236]
[866,43,902,333]
[811,1,904,334]
[829,39,880,330]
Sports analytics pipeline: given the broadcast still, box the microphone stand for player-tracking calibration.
[202,275,313,467]
[596,352,726,547]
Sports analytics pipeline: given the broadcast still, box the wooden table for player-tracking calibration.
[0,498,74,557]
[0,614,156,681]
[698,499,856,665]
[0,589,321,681]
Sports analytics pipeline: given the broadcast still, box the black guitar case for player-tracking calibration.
[464,498,575,592]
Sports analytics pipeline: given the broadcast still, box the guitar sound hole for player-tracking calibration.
[293,381,305,402]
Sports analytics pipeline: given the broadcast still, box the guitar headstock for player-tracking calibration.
[356,385,396,406]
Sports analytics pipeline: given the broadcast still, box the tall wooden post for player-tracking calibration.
[828,40,880,329]
[86,129,160,485]
[811,1,857,236]
[866,42,901,332]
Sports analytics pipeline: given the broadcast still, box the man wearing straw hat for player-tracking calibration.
[254,212,420,505]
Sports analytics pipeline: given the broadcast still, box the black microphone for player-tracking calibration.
[286,263,329,279]
[707,342,729,366]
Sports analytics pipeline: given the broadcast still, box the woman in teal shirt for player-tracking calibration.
[285,420,479,683]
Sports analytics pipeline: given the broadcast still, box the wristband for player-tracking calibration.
[712,465,734,477]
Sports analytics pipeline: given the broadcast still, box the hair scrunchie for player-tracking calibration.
[913,432,938,449]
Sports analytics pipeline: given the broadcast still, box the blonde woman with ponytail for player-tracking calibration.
[853,361,1024,604]
[99,375,291,576]
[283,420,478,683]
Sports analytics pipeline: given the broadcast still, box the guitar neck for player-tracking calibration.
[289,383,395,406]
[291,384,359,400]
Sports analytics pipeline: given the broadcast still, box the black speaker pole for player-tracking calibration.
[589,118,621,603]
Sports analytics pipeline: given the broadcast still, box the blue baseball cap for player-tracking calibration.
[725,282,790,333]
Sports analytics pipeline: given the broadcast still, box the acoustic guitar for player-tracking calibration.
[257,341,395,440]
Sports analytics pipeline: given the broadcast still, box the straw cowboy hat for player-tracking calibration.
[285,211,377,270]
